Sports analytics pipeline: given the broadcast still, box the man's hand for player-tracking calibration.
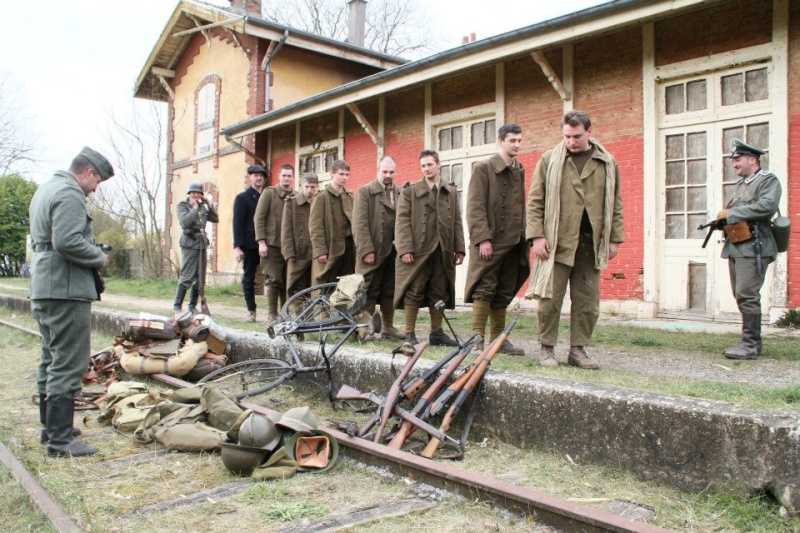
[363,252,376,265]
[234,248,244,263]
[401,253,414,264]
[716,209,728,221]
[533,237,550,261]
[609,242,620,260]
[102,253,109,267]
[478,240,493,260]
[258,241,268,258]
[286,256,295,263]
[317,254,328,263]
[455,252,465,265]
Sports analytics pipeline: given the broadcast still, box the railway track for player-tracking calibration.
[0,316,670,533]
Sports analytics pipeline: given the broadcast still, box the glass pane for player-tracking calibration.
[325,152,336,171]
[665,84,684,115]
[439,129,451,151]
[686,132,706,158]
[721,73,744,106]
[745,68,768,102]
[471,123,485,147]
[665,214,685,239]
[688,214,707,239]
[686,80,707,111]
[723,159,738,184]
[450,164,463,189]
[665,135,684,160]
[723,183,737,201]
[452,126,463,149]
[687,160,706,184]
[666,188,685,212]
[440,165,451,182]
[722,126,743,154]
[687,186,706,211]
[747,123,769,151]
[666,162,685,186]
[484,120,496,144]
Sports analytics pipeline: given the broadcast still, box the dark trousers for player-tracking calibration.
[403,246,450,309]
[241,248,260,312]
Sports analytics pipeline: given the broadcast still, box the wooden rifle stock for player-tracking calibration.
[386,337,479,450]
[398,334,479,402]
[421,318,518,459]
[372,342,428,443]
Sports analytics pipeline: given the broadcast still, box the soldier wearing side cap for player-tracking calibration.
[29,146,114,457]
[173,182,219,314]
[716,139,781,360]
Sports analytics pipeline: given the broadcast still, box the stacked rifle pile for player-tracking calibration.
[336,317,517,460]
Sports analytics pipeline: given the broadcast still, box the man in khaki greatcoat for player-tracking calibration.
[465,123,530,355]
[29,146,113,457]
[309,160,355,285]
[352,156,405,340]
[527,110,624,369]
[394,150,465,346]
[255,163,294,323]
[282,173,319,298]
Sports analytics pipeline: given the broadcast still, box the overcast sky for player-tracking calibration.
[1,0,609,182]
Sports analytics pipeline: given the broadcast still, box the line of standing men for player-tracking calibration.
[232,110,624,366]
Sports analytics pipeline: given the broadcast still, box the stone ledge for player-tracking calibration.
[3,294,797,515]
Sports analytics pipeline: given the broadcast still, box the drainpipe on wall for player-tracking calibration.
[347,0,367,47]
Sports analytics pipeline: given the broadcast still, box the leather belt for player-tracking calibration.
[34,243,54,252]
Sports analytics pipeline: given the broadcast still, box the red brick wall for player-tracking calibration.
[269,126,295,186]
[431,66,495,115]
[655,0,772,67]
[788,0,800,307]
[384,87,425,186]
[344,100,379,188]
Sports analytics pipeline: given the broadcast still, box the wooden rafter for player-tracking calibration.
[531,51,571,101]
[172,15,244,38]
[155,74,175,100]
[186,14,211,48]
[346,103,382,146]
[223,26,250,60]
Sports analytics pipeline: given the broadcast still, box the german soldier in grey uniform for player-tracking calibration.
[282,173,319,298]
[352,156,406,340]
[465,124,530,355]
[29,146,113,457]
[717,140,781,360]
[173,183,219,314]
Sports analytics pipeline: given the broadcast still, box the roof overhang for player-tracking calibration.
[222,0,715,138]
[134,0,405,102]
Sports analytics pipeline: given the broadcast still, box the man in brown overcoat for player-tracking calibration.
[394,150,465,346]
[526,110,624,369]
[352,156,405,340]
[282,173,319,299]
[309,160,355,285]
[255,163,295,323]
[465,123,530,355]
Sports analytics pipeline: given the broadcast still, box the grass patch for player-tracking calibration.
[237,482,290,504]
[262,501,327,522]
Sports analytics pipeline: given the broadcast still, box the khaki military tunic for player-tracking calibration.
[309,184,354,285]
[282,194,313,295]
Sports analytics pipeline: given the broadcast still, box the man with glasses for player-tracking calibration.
[29,146,113,457]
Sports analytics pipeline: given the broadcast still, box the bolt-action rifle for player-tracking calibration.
[387,334,481,450]
[399,333,481,402]
[421,317,518,459]
[371,342,428,443]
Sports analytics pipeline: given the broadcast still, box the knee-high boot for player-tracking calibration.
[39,395,80,444]
[173,286,187,313]
[46,398,98,457]
[724,313,760,360]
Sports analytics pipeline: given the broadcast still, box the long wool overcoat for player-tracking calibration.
[281,194,313,291]
[393,178,465,309]
[308,184,354,283]
[352,179,400,282]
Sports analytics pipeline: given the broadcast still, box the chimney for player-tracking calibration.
[347,0,367,47]
[229,0,262,17]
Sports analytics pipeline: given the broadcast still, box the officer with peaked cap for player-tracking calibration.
[716,139,781,360]
[173,182,219,314]
[29,146,114,457]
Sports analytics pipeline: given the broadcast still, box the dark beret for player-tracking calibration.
[79,146,114,180]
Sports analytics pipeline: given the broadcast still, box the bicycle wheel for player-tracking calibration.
[282,282,366,329]
[197,358,295,400]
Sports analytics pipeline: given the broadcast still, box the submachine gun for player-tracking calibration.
[698,219,764,275]
[697,219,725,249]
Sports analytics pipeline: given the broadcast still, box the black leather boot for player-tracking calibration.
[39,395,80,444]
[429,329,458,347]
[46,398,98,457]
[724,313,760,360]
[173,286,187,313]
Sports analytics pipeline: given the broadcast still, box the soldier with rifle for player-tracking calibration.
[714,139,781,360]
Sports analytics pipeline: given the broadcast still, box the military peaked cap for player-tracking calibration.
[730,139,765,159]
[79,146,114,180]
[247,165,268,177]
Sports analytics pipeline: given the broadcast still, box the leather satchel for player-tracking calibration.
[723,221,752,244]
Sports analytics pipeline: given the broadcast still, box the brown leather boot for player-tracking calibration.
[539,344,558,367]
[567,346,599,370]
[246,310,257,323]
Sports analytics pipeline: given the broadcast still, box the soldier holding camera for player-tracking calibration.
[717,140,781,360]
[173,182,219,314]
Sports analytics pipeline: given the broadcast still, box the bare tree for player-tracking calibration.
[92,100,167,278]
[0,72,38,174]
[261,0,442,58]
